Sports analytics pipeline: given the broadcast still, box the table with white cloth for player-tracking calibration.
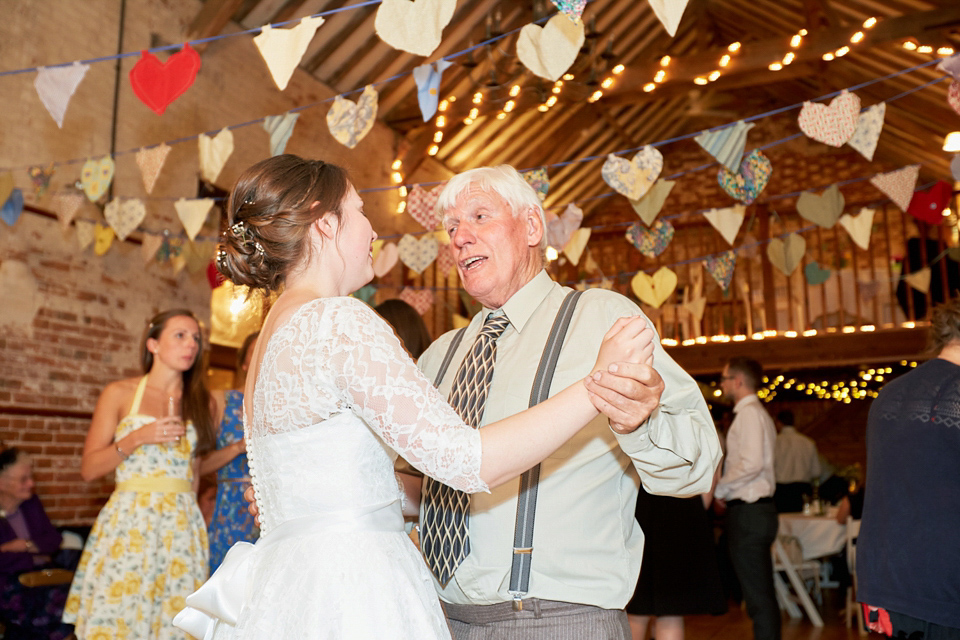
[778,512,846,561]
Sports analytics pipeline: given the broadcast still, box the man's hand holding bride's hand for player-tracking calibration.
[585,317,664,435]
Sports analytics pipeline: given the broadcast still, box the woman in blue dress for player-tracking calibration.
[202,332,260,573]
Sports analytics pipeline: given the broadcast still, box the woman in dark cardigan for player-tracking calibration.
[0,446,73,640]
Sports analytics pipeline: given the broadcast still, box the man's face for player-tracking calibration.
[720,365,738,401]
[443,185,543,309]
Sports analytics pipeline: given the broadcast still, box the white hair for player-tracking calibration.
[438,165,548,252]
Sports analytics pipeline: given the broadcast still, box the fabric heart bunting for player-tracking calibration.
[35,62,90,128]
[847,103,886,161]
[1,189,24,226]
[375,0,457,58]
[352,285,376,305]
[838,207,875,250]
[703,251,736,291]
[136,144,171,195]
[129,44,201,115]
[563,228,591,265]
[904,267,931,294]
[199,128,234,185]
[435,247,456,275]
[51,193,86,230]
[521,168,550,202]
[27,165,55,198]
[93,223,115,256]
[373,241,399,277]
[797,90,861,147]
[141,233,164,263]
[75,220,96,251]
[397,233,438,274]
[682,297,707,322]
[695,121,755,173]
[546,203,583,249]
[797,183,845,229]
[625,219,674,258]
[630,179,675,226]
[631,266,678,309]
[804,262,831,285]
[517,13,585,82]
[907,180,952,225]
[399,288,435,315]
[263,112,300,157]
[949,81,960,117]
[413,60,454,122]
[717,150,771,205]
[104,198,147,241]
[407,183,446,230]
[327,85,378,149]
[938,54,960,80]
[550,0,586,20]
[174,198,214,241]
[254,16,325,91]
[702,204,745,246]
[766,233,806,276]
[80,156,115,202]
[602,146,663,201]
[870,165,920,213]
[649,0,689,36]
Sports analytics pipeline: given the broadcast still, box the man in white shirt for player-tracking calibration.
[715,357,780,640]
[417,165,723,639]
[773,410,821,513]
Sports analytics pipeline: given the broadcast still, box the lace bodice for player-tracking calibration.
[248,297,487,535]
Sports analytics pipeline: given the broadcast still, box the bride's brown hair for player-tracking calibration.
[216,154,349,294]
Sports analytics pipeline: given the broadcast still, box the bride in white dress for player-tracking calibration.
[174,155,652,640]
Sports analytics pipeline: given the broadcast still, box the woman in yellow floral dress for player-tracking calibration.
[63,309,217,639]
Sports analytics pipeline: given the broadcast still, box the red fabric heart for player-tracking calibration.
[129,44,202,115]
[907,180,952,225]
[206,261,225,289]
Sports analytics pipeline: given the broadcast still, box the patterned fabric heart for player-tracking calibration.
[80,156,115,202]
[407,183,446,230]
[870,165,919,213]
[104,198,147,241]
[602,146,664,200]
[550,0,586,20]
[327,85,378,149]
[129,44,202,116]
[435,246,456,275]
[27,165,55,197]
[397,233,438,274]
[547,203,583,248]
[93,223,115,256]
[625,219,674,258]
[717,150,771,205]
[797,90,861,147]
[399,287,435,315]
[703,251,736,291]
[136,144,171,194]
[1,188,24,226]
[51,193,85,230]
[521,168,549,201]
[517,13,585,82]
[949,80,960,117]
[847,103,886,161]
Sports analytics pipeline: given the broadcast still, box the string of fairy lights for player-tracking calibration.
[705,359,923,405]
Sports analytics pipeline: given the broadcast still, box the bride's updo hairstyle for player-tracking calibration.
[216,154,349,294]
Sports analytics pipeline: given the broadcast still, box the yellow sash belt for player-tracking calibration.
[116,477,192,493]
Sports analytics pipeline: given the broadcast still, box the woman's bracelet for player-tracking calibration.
[115,443,129,460]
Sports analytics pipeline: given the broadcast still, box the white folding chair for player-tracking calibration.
[773,535,824,626]
[845,518,867,635]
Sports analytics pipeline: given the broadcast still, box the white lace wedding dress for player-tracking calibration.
[175,297,487,640]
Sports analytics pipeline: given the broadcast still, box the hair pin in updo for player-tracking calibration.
[227,221,264,256]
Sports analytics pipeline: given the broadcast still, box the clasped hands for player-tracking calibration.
[584,316,665,435]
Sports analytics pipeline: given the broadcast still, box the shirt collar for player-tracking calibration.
[733,393,761,413]
[481,269,552,335]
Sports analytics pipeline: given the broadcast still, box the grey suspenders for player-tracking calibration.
[432,290,584,610]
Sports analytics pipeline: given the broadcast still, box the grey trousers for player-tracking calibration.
[444,599,630,640]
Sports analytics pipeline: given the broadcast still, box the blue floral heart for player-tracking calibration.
[1,188,23,226]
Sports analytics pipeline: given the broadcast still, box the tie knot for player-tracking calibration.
[479,314,510,340]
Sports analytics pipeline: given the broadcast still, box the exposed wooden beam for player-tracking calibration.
[187,0,246,42]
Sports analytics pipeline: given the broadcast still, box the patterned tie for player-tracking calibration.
[420,313,511,585]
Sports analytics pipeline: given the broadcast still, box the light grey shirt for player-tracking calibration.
[774,426,821,484]
[417,270,721,609]
[715,394,777,503]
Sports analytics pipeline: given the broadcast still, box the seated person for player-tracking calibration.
[0,446,74,640]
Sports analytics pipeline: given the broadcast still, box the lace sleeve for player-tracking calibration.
[316,298,488,493]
